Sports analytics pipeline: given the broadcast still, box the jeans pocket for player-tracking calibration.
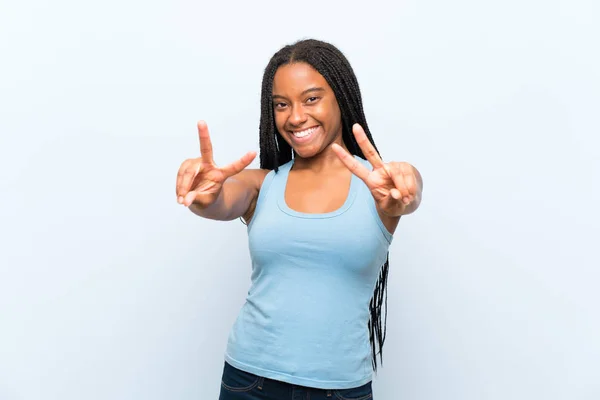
[221,362,262,393]
[333,381,373,400]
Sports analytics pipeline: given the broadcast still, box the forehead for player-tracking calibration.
[272,62,331,94]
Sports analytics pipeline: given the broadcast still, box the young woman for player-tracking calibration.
[176,39,423,400]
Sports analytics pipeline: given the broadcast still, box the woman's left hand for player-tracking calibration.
[331,123,423,218]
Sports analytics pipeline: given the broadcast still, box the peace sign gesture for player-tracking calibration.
[331,123,422,217]
[176,121,256,208]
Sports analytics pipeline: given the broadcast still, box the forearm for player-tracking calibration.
[188,178,254,221]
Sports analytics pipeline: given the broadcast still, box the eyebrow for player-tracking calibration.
[272,87,326,100]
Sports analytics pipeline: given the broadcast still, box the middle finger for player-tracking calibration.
[353,123,384,169]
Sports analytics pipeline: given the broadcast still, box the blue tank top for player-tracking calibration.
[224,155,393,389]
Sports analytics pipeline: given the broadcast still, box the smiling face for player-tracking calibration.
[272,62,344,160]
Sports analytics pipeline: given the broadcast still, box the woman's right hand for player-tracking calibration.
[176,121,257,208]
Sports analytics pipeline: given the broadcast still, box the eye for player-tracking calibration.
[274,102,288,109]
[306,97,319,103]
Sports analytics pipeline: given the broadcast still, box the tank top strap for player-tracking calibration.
[247,160,293,231]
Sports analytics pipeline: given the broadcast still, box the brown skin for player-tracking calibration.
[175,120,267,222]
[272,63,346,166]
[176,62,422,233]
[272,62,354,215]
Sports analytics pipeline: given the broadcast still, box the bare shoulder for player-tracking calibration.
[231,168,270,193]
[232,169,270,224]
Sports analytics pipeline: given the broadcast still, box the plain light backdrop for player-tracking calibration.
[1,0,598,399]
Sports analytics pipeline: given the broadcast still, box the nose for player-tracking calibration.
[288,104,308,126]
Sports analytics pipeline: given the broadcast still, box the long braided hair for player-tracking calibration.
[257,39,390,371]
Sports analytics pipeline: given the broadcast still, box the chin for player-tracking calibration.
[291,145,322,159]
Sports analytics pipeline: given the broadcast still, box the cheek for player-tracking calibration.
[324,105,342,131]
[273,113,293,145]
[323,100,341,122]
[273,112,286,132]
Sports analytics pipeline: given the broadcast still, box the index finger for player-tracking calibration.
[197,120,214,162]
[331,143,371,182]
[352,123,383,169]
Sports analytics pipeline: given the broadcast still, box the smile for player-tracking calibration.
[290,126,319,142]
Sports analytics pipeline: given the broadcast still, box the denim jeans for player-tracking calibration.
[219,362,373,400]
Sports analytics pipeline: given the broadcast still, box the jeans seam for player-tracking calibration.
[333,392,372,400]
[221,377,261,393]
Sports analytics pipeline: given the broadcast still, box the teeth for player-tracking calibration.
[293,127,317,138]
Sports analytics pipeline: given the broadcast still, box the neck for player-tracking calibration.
[292,139,350,173]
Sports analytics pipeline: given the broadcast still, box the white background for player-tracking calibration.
[1,0,599,399]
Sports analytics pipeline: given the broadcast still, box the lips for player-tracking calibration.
[289,126,320,143]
